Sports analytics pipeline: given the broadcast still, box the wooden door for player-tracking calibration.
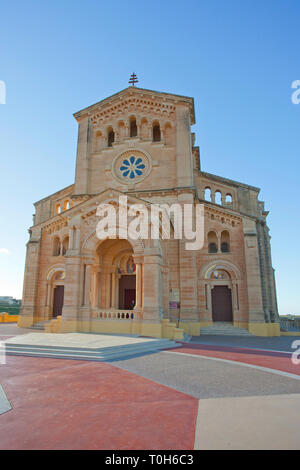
[212,286,233,322]
[124,289,136,310]
[53,286,64,318]
[118,275,136,309]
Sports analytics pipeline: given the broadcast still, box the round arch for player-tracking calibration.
[81,228,145,256]
[200,259,241,281]
[45,265,66,320]
[199,260,242,324]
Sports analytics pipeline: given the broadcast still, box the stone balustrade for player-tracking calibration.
[91,310,135,320]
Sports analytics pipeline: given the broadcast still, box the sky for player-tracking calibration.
[0,0,299,314]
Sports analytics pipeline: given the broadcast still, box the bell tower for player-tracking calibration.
[73,86,196,196]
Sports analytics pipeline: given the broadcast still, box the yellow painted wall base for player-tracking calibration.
[179,322,201,336]
[280,331,300,336]
[199,322,214,328]
[233,322,249,330]
[45,316,62,333]
[248,322,280,337]
[57,318,184,340]
[17,315,34,328]
[0,313,19,323]
[17,314,285,339]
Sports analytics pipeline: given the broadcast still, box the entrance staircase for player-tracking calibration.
[29,321,50,331]
[2,336,180,362]
[201,322,253,336]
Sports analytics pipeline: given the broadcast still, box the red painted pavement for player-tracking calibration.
[170,343,300,376]
[0,356,198,450]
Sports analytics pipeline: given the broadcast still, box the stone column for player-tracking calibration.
[45,281,52,319]
[91,269,98,308]
[207,285,213,317]
[177,193,198,321]
[84,264,91,307]
[60,254,82,332]
[217,233,221,252]
[135,263,142,309]
[75,226,81,250]
[143,248,162,321]
[69,227,74,249]
[19,232,42,328]
[136,119,141,137]
[111,272,116,308]
[97,271,102,308]
[242,218,265,322]
[160,127,164,142]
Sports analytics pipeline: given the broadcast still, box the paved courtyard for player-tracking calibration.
[1,323,300,449]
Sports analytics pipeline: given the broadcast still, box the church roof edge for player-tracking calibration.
[73,87,195,124]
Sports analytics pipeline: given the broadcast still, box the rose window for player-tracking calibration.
[112,149,151,184]
[120,156,145,179]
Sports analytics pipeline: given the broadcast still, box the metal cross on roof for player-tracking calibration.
[128,72,138,87]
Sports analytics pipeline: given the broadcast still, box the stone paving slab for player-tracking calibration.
[190,335,300,353]
[113,351,300,399]
[0,384,11,415]
[0,356,197,450]
[4,332,162,350]
[194,393,300,450]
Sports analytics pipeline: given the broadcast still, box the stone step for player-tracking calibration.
[28,321,50,331]
[1,338,180,362]
[201,323,253,336]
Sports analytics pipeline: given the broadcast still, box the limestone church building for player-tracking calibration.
[18,85,280,337]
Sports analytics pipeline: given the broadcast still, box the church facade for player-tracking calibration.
[18,86,280,337]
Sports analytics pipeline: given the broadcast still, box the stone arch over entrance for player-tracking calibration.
[199,260,241,324]
[95,238,138,311]
[81,227,145,256]
[45,265,66,319]
[80,236,145,319]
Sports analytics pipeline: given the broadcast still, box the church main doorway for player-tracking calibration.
[211,285,233,322]
[119,275,136,309]
[53,285,64,317]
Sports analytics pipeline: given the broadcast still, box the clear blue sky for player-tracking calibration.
[0,0,299,314]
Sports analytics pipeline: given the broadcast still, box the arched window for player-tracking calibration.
[130,117,137,137]
[221,230,230,252]
[225,194,233,206]
[52,237,60,256]
[62,236,69,256]
[107,128,115,147]
[55,204,61,215]
[204,187,211,201]
[215,191,222,205]
[63,200,70,211]
[152,122,161,142]
[208,231,218,253]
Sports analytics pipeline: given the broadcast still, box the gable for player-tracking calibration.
[73,87,195,125]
